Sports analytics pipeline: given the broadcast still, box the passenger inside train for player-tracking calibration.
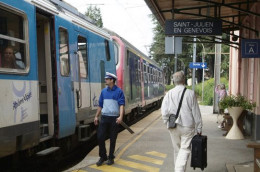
[2,46,17,68]
[1,46,25,69]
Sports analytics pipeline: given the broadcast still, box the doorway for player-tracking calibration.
[36,13,55,139]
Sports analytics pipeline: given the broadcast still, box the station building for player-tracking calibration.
[144,0,260,140]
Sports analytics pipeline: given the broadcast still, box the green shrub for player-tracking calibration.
[165,84,175,91]
[194,77,229,105]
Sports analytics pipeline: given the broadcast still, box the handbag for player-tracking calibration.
[168,87,187,128]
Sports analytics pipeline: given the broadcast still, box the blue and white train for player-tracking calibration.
[0,0,164,159]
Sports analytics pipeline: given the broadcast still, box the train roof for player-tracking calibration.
[106,29,162,69]
[27,0,111,39]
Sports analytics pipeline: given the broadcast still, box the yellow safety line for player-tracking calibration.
[89,164,132,172]
[115,116,161,161]
[116,159,160,172]
[128,155,163,165]
[146,151,167,158]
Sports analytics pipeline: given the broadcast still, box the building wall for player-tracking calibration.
[229,3,260,140]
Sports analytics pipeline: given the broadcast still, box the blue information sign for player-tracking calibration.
[189,62,207,69]
[241,39,260,58]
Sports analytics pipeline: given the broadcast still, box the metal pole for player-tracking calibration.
[174,54,177,73]
[197,38,205,102]
[202,55,205,102]
[192,37,196,91]
[199,40,205,103]
[181,59,185,75]
[213,36,222,113]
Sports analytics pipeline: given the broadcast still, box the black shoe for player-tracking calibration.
[107,159,114,165]
[96,157,107,166]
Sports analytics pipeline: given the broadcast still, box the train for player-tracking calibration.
[0,0,164,159]
[112,34,164,118]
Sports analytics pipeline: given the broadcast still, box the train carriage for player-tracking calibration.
[0,0,116,158]
[0,0,165,160]
[112,35,164,119]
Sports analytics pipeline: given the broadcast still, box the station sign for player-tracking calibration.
[165,36,182,54]
[189,62,207,69]
[241,39,260,58]
[165,19,222,36]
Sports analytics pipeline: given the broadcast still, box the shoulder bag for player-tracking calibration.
[168,87,187,128]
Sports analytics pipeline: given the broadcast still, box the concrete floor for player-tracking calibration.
[66,105,254,172]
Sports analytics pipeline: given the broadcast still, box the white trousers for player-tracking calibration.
[169,125,195,172]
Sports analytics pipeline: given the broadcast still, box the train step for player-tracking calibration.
[40,123,49,137]
[78,124,90,141]
[36,147,60,156]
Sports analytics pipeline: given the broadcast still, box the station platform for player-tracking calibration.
[66,106,254,172]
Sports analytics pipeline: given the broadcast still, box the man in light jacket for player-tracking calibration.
[161,71,202,172]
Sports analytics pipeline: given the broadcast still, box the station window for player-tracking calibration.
[105,40,110,61]
[0,6,28,73]
[59,28,70,76]
[77,36,88,78]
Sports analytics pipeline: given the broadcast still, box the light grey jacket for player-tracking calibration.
[161,85,202,133]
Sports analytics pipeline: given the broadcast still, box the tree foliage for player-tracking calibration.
[85,6,103,28]
[149,16,193,84]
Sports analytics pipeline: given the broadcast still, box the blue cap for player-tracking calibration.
[104,72,117,80]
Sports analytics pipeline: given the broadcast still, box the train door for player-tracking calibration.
[74,33,92,122]
[54,17,76,138]
[36,12,55,139]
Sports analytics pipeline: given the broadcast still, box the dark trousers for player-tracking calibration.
[97,116,119,159]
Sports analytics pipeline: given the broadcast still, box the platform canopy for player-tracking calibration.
[144,0,260,46]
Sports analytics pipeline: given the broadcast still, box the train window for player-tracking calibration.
[135,70,138,82]
[0,7,28,72]
[127,50,129,66]
[113,43,119,65]
[104,40,110,61]
[148,67,151,82]
[77,36,88,78]
[59,28,70,76]
[134,59,137,69]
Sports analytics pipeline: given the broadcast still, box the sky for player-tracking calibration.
[64,0,155,56]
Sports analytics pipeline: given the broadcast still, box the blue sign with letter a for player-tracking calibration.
[241,39,260,58]
[189,62,207,69]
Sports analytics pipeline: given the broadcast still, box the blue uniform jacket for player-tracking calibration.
[99,85,125,116]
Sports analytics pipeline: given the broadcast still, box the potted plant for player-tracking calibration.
[219,95,256,139]
[219,94,256,111]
